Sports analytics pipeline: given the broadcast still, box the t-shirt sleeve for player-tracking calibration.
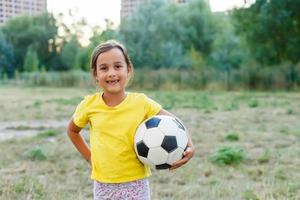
[72,97,89,128]
[144,94,162,118]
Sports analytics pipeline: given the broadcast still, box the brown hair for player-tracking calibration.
[90,40,134,79]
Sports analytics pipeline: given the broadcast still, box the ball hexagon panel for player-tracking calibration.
[145,117,161,129]
[136,141,149,158]
[176,129,188,149]
[143,128,165,148]
[157,116,179,136]
[147,147,169,165]
[161,135,178,153]
[166,147,184,165]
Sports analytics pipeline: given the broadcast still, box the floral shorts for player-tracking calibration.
[93,179,151,200]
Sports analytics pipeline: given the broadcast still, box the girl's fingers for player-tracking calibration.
[169,147,194,170]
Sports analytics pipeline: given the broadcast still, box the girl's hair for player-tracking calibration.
[90,40,134,79]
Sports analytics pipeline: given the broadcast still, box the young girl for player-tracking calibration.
[67,40,195,200]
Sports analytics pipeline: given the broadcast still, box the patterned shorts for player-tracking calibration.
[93,179,151,200]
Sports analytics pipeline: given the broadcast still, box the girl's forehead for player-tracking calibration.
[97,48,126,64]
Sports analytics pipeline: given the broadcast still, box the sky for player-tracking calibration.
[47,0,254,27]
[47,0,121,28]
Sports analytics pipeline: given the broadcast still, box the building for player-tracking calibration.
[121,0,188,20]
[0,0,47,25]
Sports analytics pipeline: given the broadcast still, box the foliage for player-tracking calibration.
[224,132,240,141]
[119,0,216,68]
[0,30,15,77]
[232,0,300,65]
[36,130,61,138]
[0,0,300,91]
[61,36,80,70]
[23,47,39,72]
[2,13,58,72]
[210,13,245,89]
[211,146,245,165]
[29,147,47,161]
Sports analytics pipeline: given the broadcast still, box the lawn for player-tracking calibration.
[0,86,299,199]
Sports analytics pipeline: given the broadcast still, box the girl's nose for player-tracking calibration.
[108,68,116,77]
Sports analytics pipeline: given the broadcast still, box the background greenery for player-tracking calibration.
[1,0,300,90]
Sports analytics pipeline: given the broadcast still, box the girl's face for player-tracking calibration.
[95,48,130,95]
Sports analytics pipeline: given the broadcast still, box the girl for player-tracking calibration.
[67,40,195,200]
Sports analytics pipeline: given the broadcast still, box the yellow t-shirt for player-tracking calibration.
[72,92,161,183]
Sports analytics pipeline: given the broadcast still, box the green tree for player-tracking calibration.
[232,0,300,88]
[119,0,217,69]
[232,0,300,65]
[0,30,15,77]
[23,47,39,72]
[2,13,58,71]
[74,46,92,71]
[210,14,244,90]
[61,36,80,70]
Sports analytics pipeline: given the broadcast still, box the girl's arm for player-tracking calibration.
[67,120,91,165]
[157,109,195,170]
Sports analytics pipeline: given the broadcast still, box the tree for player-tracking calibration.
[61,36,80,70]
[2,13,58,71]
[23,46,39,72]
[232,0,300,65]
[232,0,300,88]
[119,0,217,69]
[210,14,244,89]
[0,30,14,77]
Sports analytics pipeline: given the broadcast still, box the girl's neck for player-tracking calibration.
[102,91,127,107]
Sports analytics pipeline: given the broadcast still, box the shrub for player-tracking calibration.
[29,147,47,161]
[211,146,245,165]
[224,132,240,141]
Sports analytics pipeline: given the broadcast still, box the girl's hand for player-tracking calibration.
[170,143,195,171]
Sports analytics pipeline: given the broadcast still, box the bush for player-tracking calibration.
[224,132,240,141]
[29,147,47,161]
[211,146,245,165]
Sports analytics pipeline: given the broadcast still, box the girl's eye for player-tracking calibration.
[115,65,122,69]
[99,66,107,71]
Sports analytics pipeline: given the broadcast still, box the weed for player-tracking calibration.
[29,147,47,161]
[257,150,270,164]
[248,99,259,108]
[224,132,240,141]
[36,130,60,138]
[243,190,259,200]
[210,146,245,165]
[224,101,240,111]
[286,108,294,115]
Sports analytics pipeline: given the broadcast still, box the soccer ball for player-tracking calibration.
[134,115,188,170]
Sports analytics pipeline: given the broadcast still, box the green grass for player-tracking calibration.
[0,87,299,199]
[224,132,240,141]
[210,146,245,165]
[29,147,47,161]
[36,130,61,138]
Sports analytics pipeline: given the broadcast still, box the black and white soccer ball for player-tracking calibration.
[134,115,188,170]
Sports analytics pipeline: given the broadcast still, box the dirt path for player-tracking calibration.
[0,119,69,140]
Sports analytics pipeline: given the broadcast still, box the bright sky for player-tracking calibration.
[209,0,255,12]
[47,0,254,27]
[47,0,121,28]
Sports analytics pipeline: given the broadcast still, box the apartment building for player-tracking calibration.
[0,0,47,25]
[121,0,188,19]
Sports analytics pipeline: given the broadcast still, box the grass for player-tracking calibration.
[224,132,240,141]
[210,146,245,165]
[0,86,299,199]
